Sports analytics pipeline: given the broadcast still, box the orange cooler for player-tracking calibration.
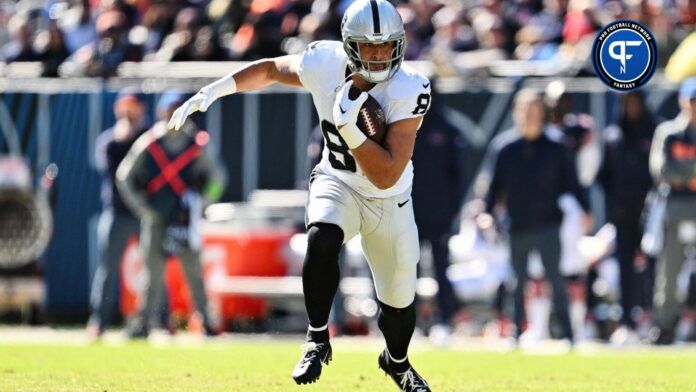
[120,227,296,328]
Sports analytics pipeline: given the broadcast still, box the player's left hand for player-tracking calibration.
[332,80,368,129]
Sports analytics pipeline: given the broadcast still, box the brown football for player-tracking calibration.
[349,86,387,145]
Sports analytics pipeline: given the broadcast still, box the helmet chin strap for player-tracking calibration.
[331,70,359,95]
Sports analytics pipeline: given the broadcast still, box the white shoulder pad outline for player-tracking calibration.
[298,40,344,91]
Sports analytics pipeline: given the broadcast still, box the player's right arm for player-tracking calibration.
[168,55,302,130]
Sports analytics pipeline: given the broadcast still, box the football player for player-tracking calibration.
[168,1,431,390]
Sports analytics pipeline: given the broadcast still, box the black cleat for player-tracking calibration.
[378,349,431,392]
[291,341,332,385]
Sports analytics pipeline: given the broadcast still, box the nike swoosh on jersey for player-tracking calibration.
[422,82,430,88]
[339,105,347,114]
[398,200,409,208]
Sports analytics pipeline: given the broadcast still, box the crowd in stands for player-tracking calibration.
[0,0,693,78]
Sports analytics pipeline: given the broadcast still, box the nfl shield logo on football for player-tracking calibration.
[591,20,658,91]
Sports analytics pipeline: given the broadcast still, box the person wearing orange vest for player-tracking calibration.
[116,91,227,338]
[649,78,696,344]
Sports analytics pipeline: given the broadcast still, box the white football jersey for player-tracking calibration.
[298,40,431,198]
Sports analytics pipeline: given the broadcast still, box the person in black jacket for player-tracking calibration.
[411,84,470,340]
[598,91,657,342]
[87,92,148,338]
[483,89,591,343]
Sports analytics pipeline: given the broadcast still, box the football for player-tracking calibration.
[349,86,387,145]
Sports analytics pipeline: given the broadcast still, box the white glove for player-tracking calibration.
[332,80,369,149]
[167,73,237,131]
[167,91,209,131]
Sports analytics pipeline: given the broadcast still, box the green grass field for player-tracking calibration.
[2,336,696,391]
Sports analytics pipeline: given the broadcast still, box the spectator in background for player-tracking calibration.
[0,0,690,78]
[117,92,227,338]
[98,0,140,29]
[472,13,510,58]
[557,0,599,74]
[411,79,470,344]
[59,0,97,54]
[396,0,439,60]
[2,12,41,63]
[139,0,180,56]
[306,0,344,41]
[72,10,142,77]
[149,7,206,62]
[190,26,229,61]
[677,0,696,26]
[36,20,70,77]
[598,91,657,344]
[426,4,477,75]
[207,0,252,39]
[427,3,510,76]
[281,0,340,54]
[482,89,591,345]
[645,3,683,69]
[87,91,148,338]
[230,10,285,60]
[513,0,564,61]
[277,0,313,38]
[648,78,696,344]
[561,0,598,45]
[396,2,430,60]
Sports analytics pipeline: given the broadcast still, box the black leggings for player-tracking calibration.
[303,223,344,329]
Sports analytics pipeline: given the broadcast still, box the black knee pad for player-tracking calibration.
[306,223,344,262]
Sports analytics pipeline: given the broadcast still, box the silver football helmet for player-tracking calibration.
[341,0,406,83]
